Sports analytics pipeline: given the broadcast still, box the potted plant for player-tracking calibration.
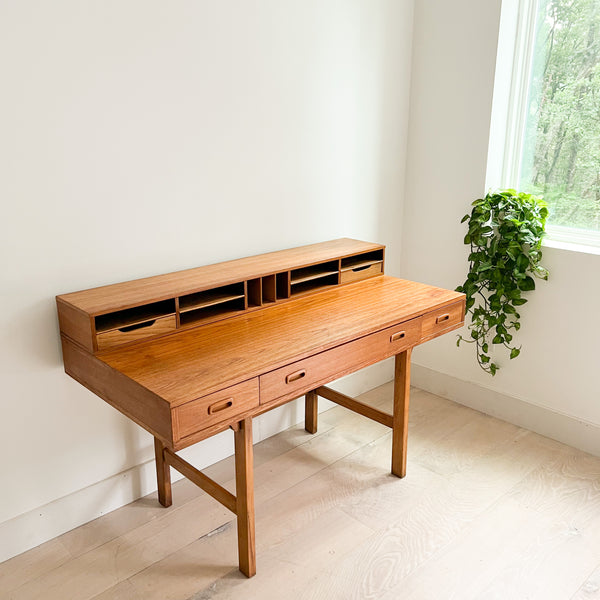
[456,189,549,375]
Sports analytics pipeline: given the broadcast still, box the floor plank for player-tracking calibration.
[3,383,600,600]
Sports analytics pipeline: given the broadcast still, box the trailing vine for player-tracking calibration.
[456,189,549,375]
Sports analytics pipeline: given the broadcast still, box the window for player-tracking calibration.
[488,0,600,249]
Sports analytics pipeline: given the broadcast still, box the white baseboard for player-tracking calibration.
[0,456,161,564]
[0,360,394,564]
[411,363,600,458]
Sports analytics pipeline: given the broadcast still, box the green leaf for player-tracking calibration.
[510,348,521,359]
[457,188,548,375]
[519,276,536,291]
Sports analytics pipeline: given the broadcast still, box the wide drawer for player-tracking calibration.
[259,318,421,406]
[174,378,259,441]
[420,300,465,342]
[96,314,177,351]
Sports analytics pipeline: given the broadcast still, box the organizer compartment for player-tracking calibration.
[59,240,386,353]
[179,283,246,326]
[290,260,339,296]
[95,299,176,333]
[290,272,338,296]
[276,272,290,299]
[97,315,177,351]
[180,296,246,326]
[340,250,384,284]
[262,275,276,304]
[247,278,262,307]
[94,299,177,350]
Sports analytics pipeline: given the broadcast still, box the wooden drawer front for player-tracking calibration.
[420,300,465,342]
[340,262,383,284]
[175,379,259,441]
[96,315,177,351]
[260,318,421,406]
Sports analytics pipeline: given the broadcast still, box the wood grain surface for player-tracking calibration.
[97,276,463,407]
[4,384,600,600]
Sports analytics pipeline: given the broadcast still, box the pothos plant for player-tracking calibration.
[456,189,549,375]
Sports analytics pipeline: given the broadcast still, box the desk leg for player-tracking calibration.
[154,438,172,507]
[391,349,411,478]
[234,417,256,578]
[305,390,318,434]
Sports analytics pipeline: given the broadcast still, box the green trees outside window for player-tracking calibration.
[520,0,600,231]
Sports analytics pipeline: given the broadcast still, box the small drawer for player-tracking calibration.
[340,261,383,284]
[420,300,465,342]
[96,314,176,351]
[259,317,421,406]
[174,379,259,441]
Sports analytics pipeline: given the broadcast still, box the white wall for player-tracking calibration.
[0,0,415,560]
[403,0,600,455]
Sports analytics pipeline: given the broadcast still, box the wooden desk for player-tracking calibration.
[57,239,464,578]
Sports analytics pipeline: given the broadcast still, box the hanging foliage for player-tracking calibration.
[456,190,549,375]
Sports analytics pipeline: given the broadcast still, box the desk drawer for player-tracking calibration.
[174,378,259,441]
[420,300,465,342]
[260,318,421,406]
[96,315,176,351]
[340,261,383,284]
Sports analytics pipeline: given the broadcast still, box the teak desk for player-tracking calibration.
[56,239,465,578]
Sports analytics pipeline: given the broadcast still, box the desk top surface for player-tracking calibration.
[98,276,463,407]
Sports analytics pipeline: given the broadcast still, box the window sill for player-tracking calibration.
[543,236,600,256]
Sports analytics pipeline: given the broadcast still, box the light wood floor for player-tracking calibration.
[3,382,600,600]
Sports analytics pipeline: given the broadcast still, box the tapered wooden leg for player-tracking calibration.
[305,390,318,434]
[391,349,412,478]
[154,437,172,507]
[234,417,256,577]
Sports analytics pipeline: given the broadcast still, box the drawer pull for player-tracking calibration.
[390,331,406,342]
[352,264,371,272]
[208,398,234,415]
[436,313,450,324]
[285,369,306,384]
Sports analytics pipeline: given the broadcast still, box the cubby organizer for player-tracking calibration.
[179,283,246,326]
[57,239,385,353]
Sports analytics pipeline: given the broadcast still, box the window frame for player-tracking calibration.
[486,0,600,252]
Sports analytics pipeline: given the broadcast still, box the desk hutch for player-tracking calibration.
[56,239,465,577]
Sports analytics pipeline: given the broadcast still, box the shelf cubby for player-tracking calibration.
[341,250,383,272]
[247,278,262,308]
[291,261,339,285]
[262,275,276,304]
[180,296,246,327]
[290,272,339,296]
[276,272,290,299]
[178,283,246,327]
[179,283,245,313]
[290,260,339,296]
